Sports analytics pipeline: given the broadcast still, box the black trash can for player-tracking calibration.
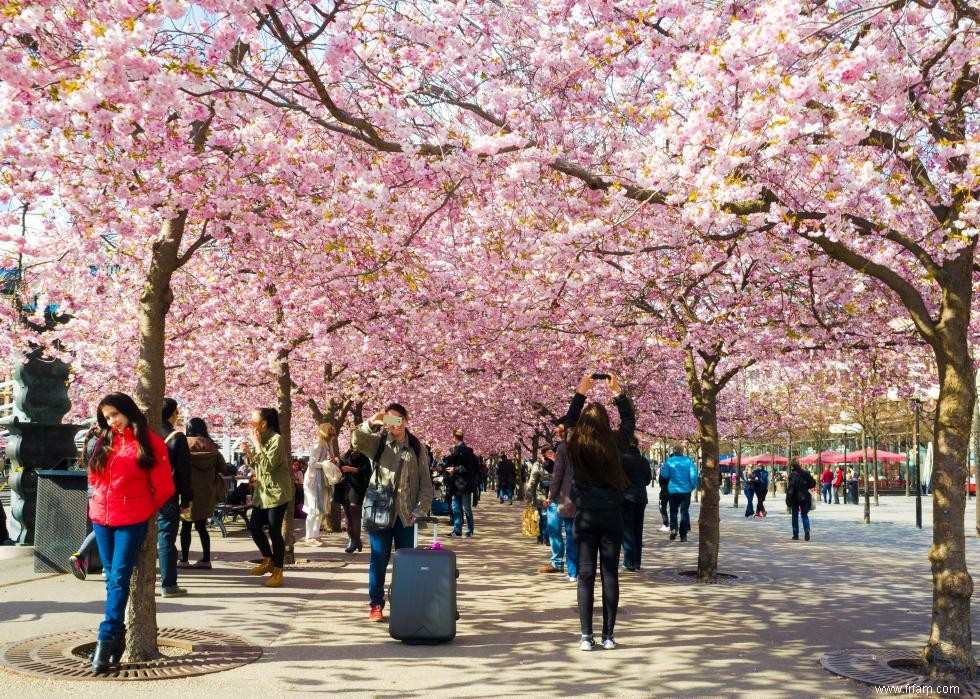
[722,478,731,495]
[847,479,859,504]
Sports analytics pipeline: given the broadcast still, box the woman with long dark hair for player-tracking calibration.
[87,393,174,674]
[564,372,634,652]
[335,444,371,553]
[178,417,227,569]
[241,407,292,587]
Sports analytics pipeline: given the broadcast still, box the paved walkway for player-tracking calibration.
[0,490,978,697]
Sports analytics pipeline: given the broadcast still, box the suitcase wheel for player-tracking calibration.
[455,569,460,579]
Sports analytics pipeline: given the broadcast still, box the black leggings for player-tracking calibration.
[574,507,624,640]
[250,503,288,568]
[180,519,211,562]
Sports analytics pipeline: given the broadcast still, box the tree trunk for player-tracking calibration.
[128,213,185,661]
[971,376,980,536]
[923,344,976,679]
[695,390,721,579]
[733,438,741,509]
[276,351,296,564]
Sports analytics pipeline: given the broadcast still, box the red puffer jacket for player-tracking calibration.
[89,428,175,526]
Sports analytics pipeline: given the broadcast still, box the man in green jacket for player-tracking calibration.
[352,402,433,622]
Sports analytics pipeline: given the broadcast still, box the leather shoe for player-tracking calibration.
[91,640,112,674]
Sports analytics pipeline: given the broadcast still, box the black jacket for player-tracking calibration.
[334,449,371,505]
[786,466,817,508]
[161,423,193,508]
[497,457,516,488]
[567,392,636,510]
[447,441,478,496]
[622,446,652,504]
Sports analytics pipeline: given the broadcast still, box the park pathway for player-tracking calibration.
[0,488,978,697]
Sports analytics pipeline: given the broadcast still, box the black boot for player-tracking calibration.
[108,632,126,665]
[91,640,112,674]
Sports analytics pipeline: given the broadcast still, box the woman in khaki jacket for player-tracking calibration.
[242,408,292,587]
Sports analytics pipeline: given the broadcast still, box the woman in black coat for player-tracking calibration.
[334,447,371,553]
[786,459,816,541]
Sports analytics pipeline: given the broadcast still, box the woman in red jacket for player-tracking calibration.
[87,393,174,674]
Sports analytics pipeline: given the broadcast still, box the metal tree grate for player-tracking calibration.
[223,557,349,571]
[0,628,261,681]
[644,567,774,586]
[821,649,980,697]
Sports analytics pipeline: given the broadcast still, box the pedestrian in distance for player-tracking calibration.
[351,402,433,622]
[620,437,651,571]
[305,423,339,547]
[87,393,174,674]
[159,398,193,598]
[564,371,634,652]
[178,417,228,570]
[497,452,516,504]
[335,446,371,553]
[753,466,769,517]
[658,462,671,531]
[242,408,292,588]
[786,459,817,540]
[527,452,552,547]
[820,465,833,504]
[742,467,756,518]
[446,429,478,538]
[661,445,699,542]
[545,427,579,582]
[833,465,844,504]
[70,425,102,580]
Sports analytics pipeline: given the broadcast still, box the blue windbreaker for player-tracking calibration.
[662,454,699,494]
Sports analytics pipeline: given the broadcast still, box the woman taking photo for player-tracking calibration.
[305,423,337,546]
[87,393,174,674]
[564,371,634,652]
[242,408,292,587]
[178,417,228,569]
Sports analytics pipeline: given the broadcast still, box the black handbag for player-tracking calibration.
[362,444,404,533]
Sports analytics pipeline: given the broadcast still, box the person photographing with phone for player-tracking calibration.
[352,402,433,623]
[562,371,635,652]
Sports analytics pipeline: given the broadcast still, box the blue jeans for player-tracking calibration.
[563,516,577,578]
[743,487,755,516]
[546,503,564,572]
[498,487,513,503]
[157,501,179,589]
[792,504,811,537]
[668,492,692,537]
[93,519,149,641]
[451,492,474,535]
[821,483,832,503]
[368,517,415,607]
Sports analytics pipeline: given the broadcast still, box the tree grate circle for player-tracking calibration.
[0,628,262,681]
[644,567,773,586]
[821,648,980,696]
[223,557,349,571]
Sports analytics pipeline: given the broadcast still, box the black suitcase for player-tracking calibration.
[388,520,458,644]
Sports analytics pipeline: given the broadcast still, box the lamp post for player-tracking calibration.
[914,398,922,530]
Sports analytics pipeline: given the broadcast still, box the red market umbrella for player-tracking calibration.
[720,455,748,466]
[843,448,906,463]
[746,453,789,466]
[799,450,846,466]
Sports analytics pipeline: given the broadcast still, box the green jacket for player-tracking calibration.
[352,420,433,525]
[252,430,292,509]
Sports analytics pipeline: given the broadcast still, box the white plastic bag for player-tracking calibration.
[318,460,343,486]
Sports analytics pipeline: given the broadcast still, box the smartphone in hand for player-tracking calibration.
[382,414,404,427]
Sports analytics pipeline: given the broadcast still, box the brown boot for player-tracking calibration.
[265,567,284,587]
[250,557,273,576]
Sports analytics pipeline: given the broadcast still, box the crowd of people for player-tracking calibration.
[79,374,827,672]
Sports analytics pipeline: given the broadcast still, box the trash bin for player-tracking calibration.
[34,470,98,574]
[722,478,731,495]
[847,479,859,504]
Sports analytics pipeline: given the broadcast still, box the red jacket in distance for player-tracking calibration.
[89,428,175,527]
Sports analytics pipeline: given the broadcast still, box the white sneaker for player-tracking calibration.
[659,525,670,532]
[567,575,578,582]
[602,638,616,650]
[579,638,594,651]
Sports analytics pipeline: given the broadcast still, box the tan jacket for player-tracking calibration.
[352,421,433,525]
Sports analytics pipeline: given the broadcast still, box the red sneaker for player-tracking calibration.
[369,604,384,622]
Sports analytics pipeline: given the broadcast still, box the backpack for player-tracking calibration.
[758,469,769,490]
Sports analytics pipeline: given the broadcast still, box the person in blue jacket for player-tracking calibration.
[661,445,699,542]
